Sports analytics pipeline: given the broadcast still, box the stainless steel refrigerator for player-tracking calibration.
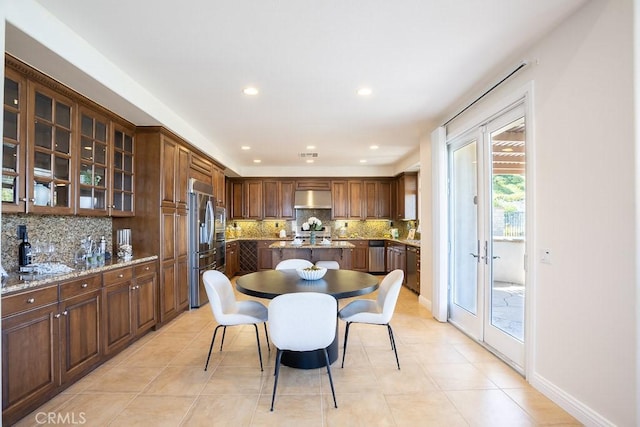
[189,178,226,308]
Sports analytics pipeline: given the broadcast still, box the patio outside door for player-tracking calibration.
[448,104,526,371]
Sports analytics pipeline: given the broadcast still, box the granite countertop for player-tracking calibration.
[229,236,422,247]
[1,255,159,295]
[269,241,355,249]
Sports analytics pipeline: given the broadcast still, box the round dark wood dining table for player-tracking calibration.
[236,268,379,369]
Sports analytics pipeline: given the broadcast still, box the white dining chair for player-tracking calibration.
[274,259,314,270]
[338,269,404,369]
[202,270,270,371]
[315,260,340,269]
[268,292,338,411]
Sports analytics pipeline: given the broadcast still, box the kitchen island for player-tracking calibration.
[269,241,355,270]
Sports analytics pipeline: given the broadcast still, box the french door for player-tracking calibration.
[448,104,526,370]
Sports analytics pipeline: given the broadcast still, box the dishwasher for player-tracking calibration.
[368,240,386,273]
[406,246,418,293]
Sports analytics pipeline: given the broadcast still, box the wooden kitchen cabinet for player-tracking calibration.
[349,240,369,272]
[226,240,239,277]
[348,181,364,219]
[176,208,190,311]
[212,164,226,207]
[331,180,348,219]
[161,137,189,209]
[263,180,295,219]
[102,267,135,355]
[258,240,278,270]
[133,261,158,335]
[386,242,407,282]
[365,180,392,219]
[2,296,59,426]
[77,106,110,215]
[395,172,417,221]
[228,179,263,219]
[189,151,213,186]
[111,123,135,217]
[1,68,27,213]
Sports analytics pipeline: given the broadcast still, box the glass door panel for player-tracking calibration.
[448,134,483,340]
[78,110,109,214]
[2,71,26,212]
[111,125,135,216]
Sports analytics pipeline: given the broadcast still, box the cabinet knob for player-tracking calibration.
[81,283,88,288]
[54,313,61,319]
[20,197,27,202]
[29,198,35,202]
[118,274,124,278]
[145,266,150,271]
[62,310,68,316]
[27,298,35,304]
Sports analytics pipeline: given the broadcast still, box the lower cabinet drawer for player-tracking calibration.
[60,275,102,300]
[2,285,59,318]
[103,267,133,284]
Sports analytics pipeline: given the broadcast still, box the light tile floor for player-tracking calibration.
[15,278,580,426]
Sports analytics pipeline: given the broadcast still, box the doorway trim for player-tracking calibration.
[431,81,535,378]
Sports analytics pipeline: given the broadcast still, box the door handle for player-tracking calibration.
[469,253,480,258]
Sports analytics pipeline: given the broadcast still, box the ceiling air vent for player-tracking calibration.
[298,152,319,158]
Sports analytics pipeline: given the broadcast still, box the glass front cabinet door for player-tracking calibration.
[77,107,109,215]
[29,83,74,214]
[111,124,135,217]
[2,69,27,213]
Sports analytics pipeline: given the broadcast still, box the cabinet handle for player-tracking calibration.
[54,313,61,319]
[29,198,35,202]
[20,197,27,202]
[81,283,88,288]
[145,266,150,271]
[27,298,35,304]
[118,274,124,278]
[62,310,68,316]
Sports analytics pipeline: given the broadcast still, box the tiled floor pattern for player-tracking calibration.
[15,278,580,426]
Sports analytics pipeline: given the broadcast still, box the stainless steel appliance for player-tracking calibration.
[368,240,386,273]
[189,179,225,308]
[406,246,418,293]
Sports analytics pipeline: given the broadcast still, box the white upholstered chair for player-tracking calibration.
[315,260,340,269]
[268,292,338,411]
[274,259,314,270]
[202,270,270,371]
[338,269,404,369]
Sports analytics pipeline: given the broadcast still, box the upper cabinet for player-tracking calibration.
[332,179,391,219]
[212,165,225,207]
[395,172,417,221]
[29,82,74,215]
[263,180,294,219]
[111,123,135,217]
[2,69,27,213]
[2,56,139,217]
[365,179,392,219]
[229,179,263,220]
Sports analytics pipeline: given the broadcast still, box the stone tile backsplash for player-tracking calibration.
[2,213,112,272]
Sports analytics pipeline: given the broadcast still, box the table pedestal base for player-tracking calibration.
[281,336,338,369]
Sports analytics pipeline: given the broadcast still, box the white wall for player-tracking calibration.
[427,0,637,425]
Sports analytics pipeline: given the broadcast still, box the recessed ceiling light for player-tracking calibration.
[502,148,514,152]
[241,146,251,150]
[306,159,314,164]
[359,159,368,163]
[369,145,379,150]
[243,87,259,96]
[306,145,316,150]
[357,87,372,96]
[253,159,262,163]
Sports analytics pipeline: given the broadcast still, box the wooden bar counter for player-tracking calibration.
[269,241,355,270]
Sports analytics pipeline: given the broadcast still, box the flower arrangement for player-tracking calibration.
[302,216,323,231]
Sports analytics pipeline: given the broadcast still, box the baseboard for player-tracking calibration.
[529,372,615,427]
[418,294,432,313]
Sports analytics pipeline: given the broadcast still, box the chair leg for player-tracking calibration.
[270,349,284,411]
[323,348,338,408]
[253,324,264,371]
[386,324,400,370]
[263,322,271,352]
[205,324,224,371]
[341,321,352,368]
[219,326,227,351]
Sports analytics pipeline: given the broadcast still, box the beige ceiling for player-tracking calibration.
[8,0,587,177]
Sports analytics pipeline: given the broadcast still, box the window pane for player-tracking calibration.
[124,174,132,192]
[95,142,107,164]
[35,122,52,149]
[81,136,93,160]
[56,102,71,128]
[114,172,123,190]
[95,166,106,187]
[79,188,92,208]
[35,92,52,121]
[114,152,123,170]
[95,121,107,142]
[94,189,106,209]
[124,154,132,172]
[53,184,69,207]
[34,152,52,176]
[4,110,18,140]
[34,181,51,206]
[123,193,132,211]
[55,129,71,154]
[114,130,123,150]
[54,157,69,181]
[2,175,17,202]
[113,192,122,210]
[3,142,17,172]
[4,78,19,108]
[81,115,93,137]
[124,135,133,153]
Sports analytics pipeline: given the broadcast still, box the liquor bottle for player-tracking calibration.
[18,231,32,266]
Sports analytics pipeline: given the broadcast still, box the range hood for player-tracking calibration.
[294,190,332,209]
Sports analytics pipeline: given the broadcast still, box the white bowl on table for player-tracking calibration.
[296,266,327,281]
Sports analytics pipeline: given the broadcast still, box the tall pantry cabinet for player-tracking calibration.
[113,127,189,325]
